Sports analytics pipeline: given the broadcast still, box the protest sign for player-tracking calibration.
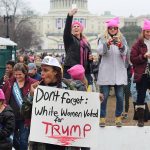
[30,85,100,148]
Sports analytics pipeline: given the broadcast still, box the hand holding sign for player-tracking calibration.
[30,81,41,96]
[30,86,100,147]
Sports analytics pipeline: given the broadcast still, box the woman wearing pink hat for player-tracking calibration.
[97,17,128,127]
[131,19,150,127]
[63,7,93,88]
[0,89,15,150]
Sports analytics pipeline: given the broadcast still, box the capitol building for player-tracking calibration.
[31,0,150,50]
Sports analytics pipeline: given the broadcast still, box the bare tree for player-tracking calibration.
[0,0,42,49]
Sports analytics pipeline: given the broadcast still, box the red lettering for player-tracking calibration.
[62,126,69,136]
[52,125,61,136]
[42,121,53,134]
[83,124,91,137]
[70,125,81,137]
[42,121,91,138]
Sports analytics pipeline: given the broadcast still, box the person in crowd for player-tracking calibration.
[30,57,94,150]
[130,19,150,127]
[0,89,15,150]
[122,63,133,119]
[68,64,104,101]
[67,64,88,91]
[2,63,36,150]
[17,55,29,65]
[30,56,66,150]
[63,8,93,87]
[29,55,35,63]
[28,63,41,81]
[97,17,128,127]
[0,60,15,88]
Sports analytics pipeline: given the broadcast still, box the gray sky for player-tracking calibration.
[27,0,150,17]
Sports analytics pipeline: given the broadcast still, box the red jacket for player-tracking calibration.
[2,76,36,104]
[130,38,148,82]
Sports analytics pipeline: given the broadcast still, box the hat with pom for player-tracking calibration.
[67,64,85,80]
[105,17,120,27]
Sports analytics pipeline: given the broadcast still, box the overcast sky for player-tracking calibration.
[27,0,150,17]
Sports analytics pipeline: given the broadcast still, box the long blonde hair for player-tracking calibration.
[104,29,123,42]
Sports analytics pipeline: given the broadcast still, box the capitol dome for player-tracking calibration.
[49,0,89,14]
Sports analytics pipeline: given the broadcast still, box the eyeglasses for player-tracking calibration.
[108,27,118,30]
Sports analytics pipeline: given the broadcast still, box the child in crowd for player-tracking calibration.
[67,65,90,150]
[68,64,104,130]
[0,89,15,150]
[67,64,104,99]
[67,64,88,91]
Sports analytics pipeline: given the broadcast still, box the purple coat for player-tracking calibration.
[2,76,36,104]
[130,38,148,82]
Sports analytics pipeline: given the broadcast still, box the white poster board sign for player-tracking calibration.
[30,85,100,148]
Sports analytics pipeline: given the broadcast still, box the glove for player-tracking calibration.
[107,39,113,48]
[117,41,123,48]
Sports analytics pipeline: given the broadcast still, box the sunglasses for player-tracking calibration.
[108,27,118,30]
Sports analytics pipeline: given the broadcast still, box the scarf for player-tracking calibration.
[80,38,89,67]
[12,82,23,108]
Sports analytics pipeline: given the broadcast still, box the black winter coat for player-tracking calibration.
[0,105,15,150]
[63,14,92,74]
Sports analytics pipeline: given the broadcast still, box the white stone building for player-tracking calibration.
[30,0,125,50]
[30,0,149,50]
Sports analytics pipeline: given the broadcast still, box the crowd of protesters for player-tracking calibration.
[0,7,150,150]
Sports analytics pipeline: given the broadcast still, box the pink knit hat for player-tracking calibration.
[105,17,120,27]
[67,64,85,80]
[142,19,150,30]
[0,89,5,101]
[72,21,84,32]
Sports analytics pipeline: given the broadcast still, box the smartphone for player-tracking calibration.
[72,4,77,9]
[113,36,118,40]
[113,36,118,45]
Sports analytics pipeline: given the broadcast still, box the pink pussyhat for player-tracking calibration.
[72,21,84,32]
[105,17,120,27]
[67,64,85,80]
[142,19,150,30]
[0,89,5,101]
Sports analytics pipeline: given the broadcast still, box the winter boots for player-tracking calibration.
[135,105,145,127]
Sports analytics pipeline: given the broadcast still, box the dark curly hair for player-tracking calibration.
[52,66,62,88]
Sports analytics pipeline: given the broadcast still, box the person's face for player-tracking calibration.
[28,69,37,77]
[5,64,13,76]
[144,30,150,40]
[41,65,57,84]
[19,56,24,62]
[108,26,118,36]
[14,71,25,82]
[72,24,82,37]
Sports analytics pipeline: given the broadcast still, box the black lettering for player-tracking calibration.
[61,92,69,104]
[36,88,44,103]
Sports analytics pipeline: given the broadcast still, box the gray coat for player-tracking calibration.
[96,36,128,85]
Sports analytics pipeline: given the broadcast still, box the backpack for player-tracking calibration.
[20,96,33,119]
[62,78,87,91]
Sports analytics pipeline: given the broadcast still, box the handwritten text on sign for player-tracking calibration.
[30,85,100,147]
